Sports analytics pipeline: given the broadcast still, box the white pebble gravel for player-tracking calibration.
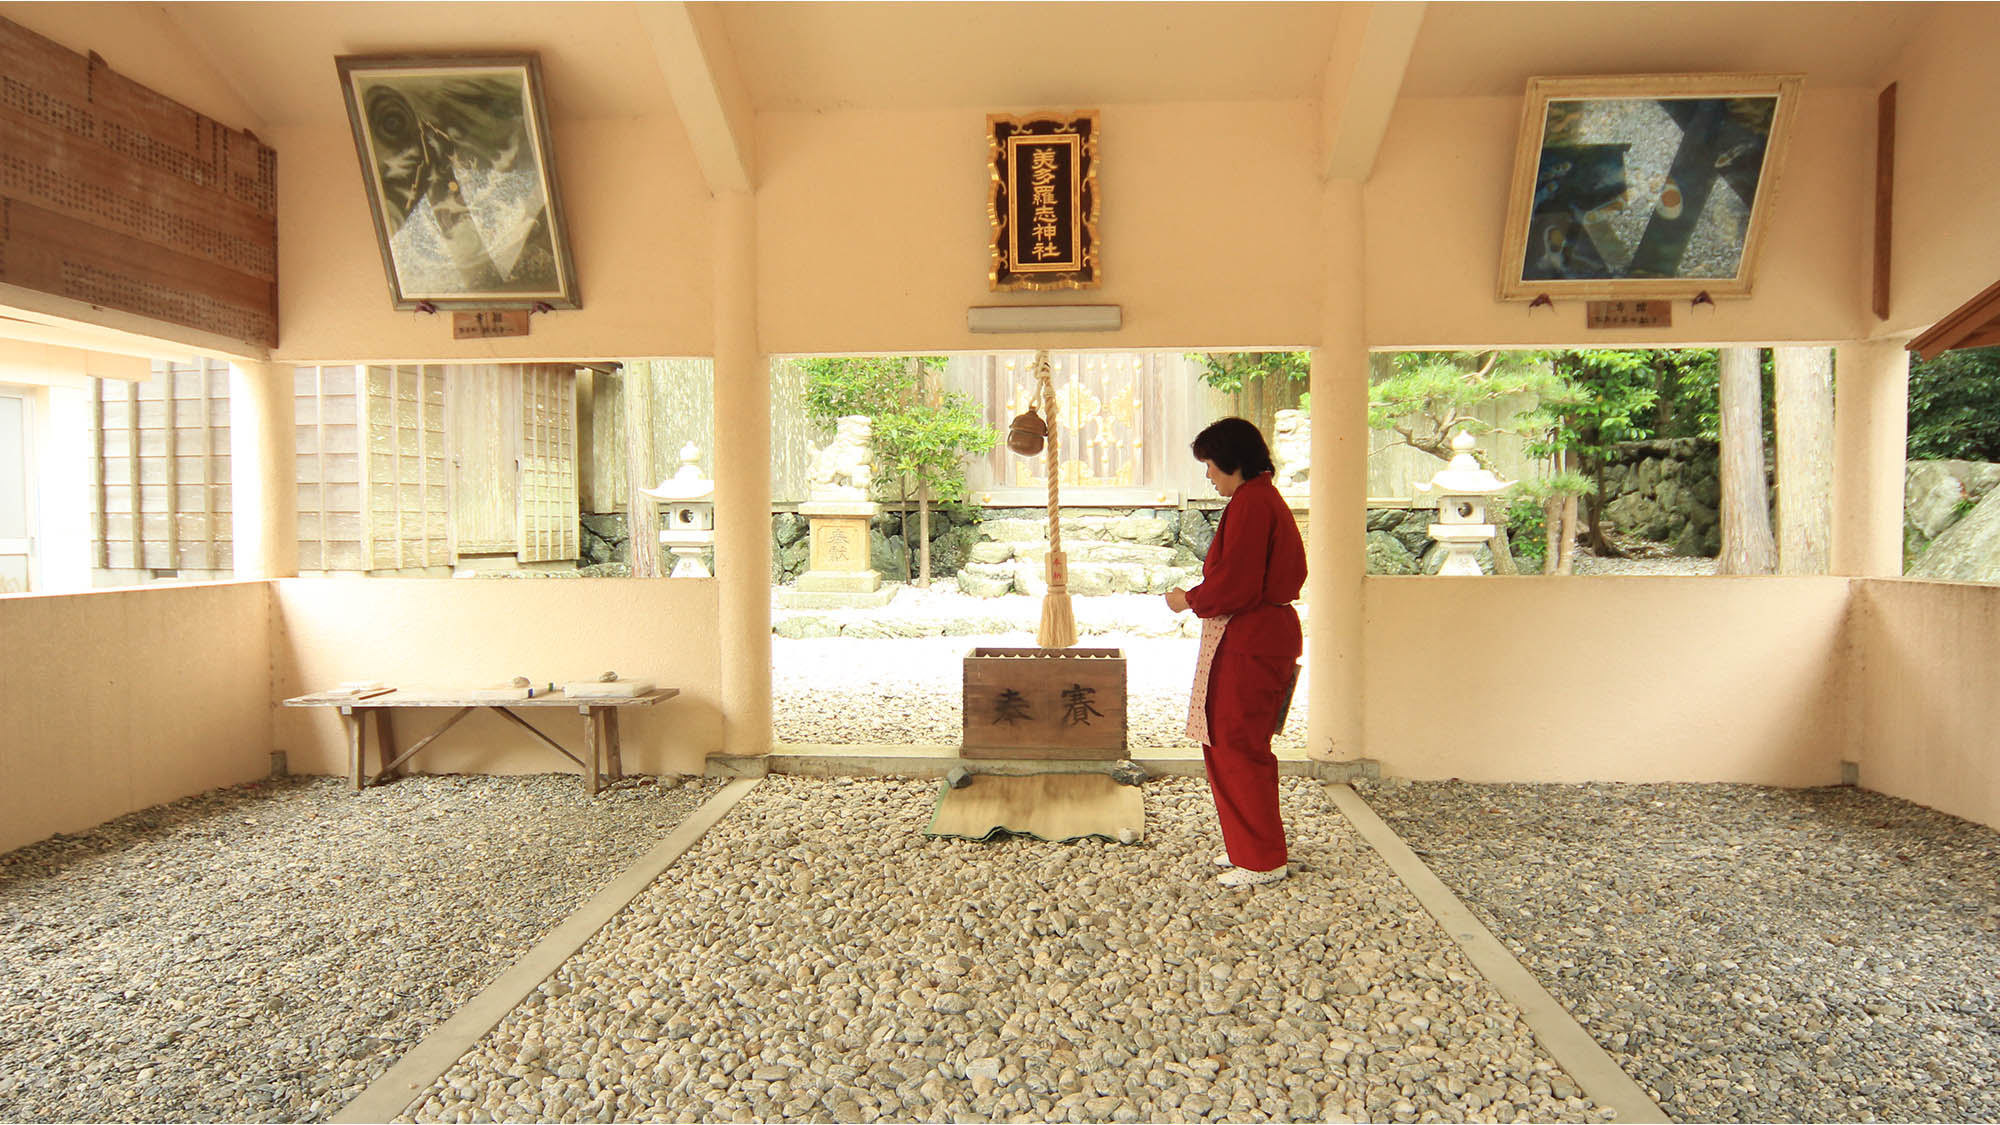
[405,776,1607,1124]
[0,773,717,1123]
[1360,780,2000,1124]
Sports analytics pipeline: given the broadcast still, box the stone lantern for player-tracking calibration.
[1413,430,1511,576]
[640,442,715,578]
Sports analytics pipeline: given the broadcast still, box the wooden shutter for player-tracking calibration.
[93,360,231,575]
[517,365,578,563]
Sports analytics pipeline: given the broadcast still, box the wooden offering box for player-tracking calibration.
[962,647,1128,759]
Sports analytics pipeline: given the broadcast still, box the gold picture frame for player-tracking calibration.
[988,111,1100,292]
[1498,73,1802,301]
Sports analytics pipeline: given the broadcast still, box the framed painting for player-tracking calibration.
[1498,74,1802,301]
[336,54,580,310]
[988,111,1100,292]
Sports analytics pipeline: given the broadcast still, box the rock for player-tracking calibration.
[1066,565,1117,597]
[968,542,1015,565]
[1109,517,1173,546]
[1366,508,1406,533]
[1108,762,1148,787]
[774,539,810,583]
[773,616,842,639]
[1365,532,1420,576]
[1905,461,1971,541]
[927,525,980,579]
[772,512,808,548]
[1604,493,1671,540]
[945,767,973,790]
[869,530,909,583]
[982,519,1047,543]
[955,566,1015,599]
[1907,485,2000,581]
[1177,510,1216,558]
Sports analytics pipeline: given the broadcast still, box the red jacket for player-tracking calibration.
[1185,472,1307,659]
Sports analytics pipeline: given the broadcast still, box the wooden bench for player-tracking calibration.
[283,687,681,795]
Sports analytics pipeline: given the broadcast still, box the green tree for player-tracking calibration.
[1368,350,1569,460]
[1190,351,1310,435]
[1534,349,1660,556]
[797,356,1000,587]
[1907,346,2000,461]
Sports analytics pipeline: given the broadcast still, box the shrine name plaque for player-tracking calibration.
[963,647,1127,760]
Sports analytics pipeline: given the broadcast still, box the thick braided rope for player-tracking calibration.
[1038,350,1062,571]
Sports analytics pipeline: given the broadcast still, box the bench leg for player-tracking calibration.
[374,710,399,781]
[342,707,364,793]
[583,707,601,796]
[603,708,624,782]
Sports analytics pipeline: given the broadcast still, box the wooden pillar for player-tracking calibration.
[228,360,297,579]
[713,191,771,756]
[1831,340,1909,577]
[1307,179,1367,763]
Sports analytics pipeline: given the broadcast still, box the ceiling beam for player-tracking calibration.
[1321,2,1428,182]
[640,2,755,195]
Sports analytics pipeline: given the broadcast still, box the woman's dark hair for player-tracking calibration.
[1190,417,1275,477]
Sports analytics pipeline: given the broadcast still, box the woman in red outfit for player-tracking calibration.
[1165,418,1307,888]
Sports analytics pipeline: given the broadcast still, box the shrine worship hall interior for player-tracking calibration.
[3,0,1999,851]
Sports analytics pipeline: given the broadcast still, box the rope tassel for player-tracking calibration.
[1034,349,1076,649]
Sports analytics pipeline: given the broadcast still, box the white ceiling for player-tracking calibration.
[25,1,1941,130]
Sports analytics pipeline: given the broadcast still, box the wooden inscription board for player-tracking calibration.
[987,111,1099,292]
[962,647,1127,759]
[452,310,530,339]
[0,17,279,348]
[1586,300,1672,329]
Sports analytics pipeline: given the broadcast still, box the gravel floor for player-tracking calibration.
[1357,780,2000,1124]
[774,634,1311,753]
[0,773,717,1124]
[406,776,1608,1124]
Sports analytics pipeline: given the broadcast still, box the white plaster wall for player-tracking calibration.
[1360,576,1854,785]
[1850,579,2000,831]
[270,117,715,363]
[756,102,1326,354]
[0,581,273,854]
[1878,2,2000,337]
[270,578,724,779]
[1364,90,1876,349]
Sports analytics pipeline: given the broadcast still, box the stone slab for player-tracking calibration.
[793,568,885,594]
[776,584,898,608]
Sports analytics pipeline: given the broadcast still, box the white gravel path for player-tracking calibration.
[0,774,717,1123]
[1359,780,2000,1124]
[405,776,1608,1124]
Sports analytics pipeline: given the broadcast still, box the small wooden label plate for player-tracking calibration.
[452,310,531,339]
[1585,300,1672,329]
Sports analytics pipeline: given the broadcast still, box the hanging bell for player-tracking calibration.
[1007,405,1048,456]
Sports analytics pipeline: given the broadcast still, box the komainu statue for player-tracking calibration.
[1273,408,1311,492]
[807,414,875,500]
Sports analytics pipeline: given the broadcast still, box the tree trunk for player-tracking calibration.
[1543,495,1562,575]
[1558,492,1579,574]
[1583,455,1625,557]
[623,363,662,578]
[1489,522,1517,575]
[1716,346,1777,575]
[1774,346,1835,575]
[917,483,933,588]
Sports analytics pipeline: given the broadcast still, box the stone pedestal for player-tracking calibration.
[780,500,898,608]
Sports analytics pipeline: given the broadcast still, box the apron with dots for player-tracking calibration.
[1184,612,1233,746]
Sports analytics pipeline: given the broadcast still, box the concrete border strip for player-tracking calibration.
[333,776,762,1124]
[1324,782,1668,1124]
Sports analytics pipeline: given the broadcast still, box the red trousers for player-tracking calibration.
[1201,610,1298,872]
